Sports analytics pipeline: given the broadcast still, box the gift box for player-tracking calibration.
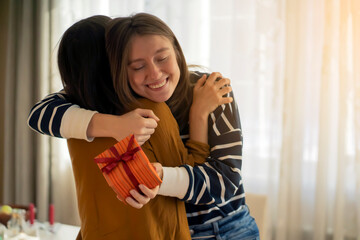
[94,135,162,202]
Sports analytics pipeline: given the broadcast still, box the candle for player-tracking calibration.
[29,203,35,225]
[49,204,54,225]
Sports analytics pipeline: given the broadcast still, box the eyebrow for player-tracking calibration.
[128,47,170,65]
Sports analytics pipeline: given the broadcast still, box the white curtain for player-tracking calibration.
[48,0,360,239]
[228,0,359,239]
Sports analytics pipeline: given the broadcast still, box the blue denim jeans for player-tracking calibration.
[189,205,260,240]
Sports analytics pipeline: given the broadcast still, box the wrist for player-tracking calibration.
[87,113,118,139]
[189,106,208,122]
[189,106,208,144]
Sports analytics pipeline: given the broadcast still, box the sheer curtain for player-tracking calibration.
[233,0,359,239]
[48,0,360,239]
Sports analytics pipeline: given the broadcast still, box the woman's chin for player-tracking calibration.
[148,95,171,103]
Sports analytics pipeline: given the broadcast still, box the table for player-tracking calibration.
[5,223,80,240]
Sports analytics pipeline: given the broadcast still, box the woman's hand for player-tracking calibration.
[151,162,163,180]
[123,163,163,209]
[191,72,233,117]
[189,72,233,144]
[87,108,159,145]
[124,185,159,209]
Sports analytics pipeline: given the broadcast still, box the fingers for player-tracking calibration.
[200,73,230,90]
[125,188,150,209]
[134,134,150,146]
[124,185,159,209]
[135,109,158,128]
[206,72,222,83]
[125,196,145,209]
[135,134,151,142]
[206,73,232,99]
[135,108,160,121]
[132,114,158,145]
[219,85,232,96]
[139,184,158,199]
[151,162,163,179]
[194,74,207,89]
[215,78,231,89]
[220,96,233,105]
[143,118,158,129]
[133,120,156,145]
[139,125,156,135]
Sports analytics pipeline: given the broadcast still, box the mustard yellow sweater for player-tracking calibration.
[68,99,209,240]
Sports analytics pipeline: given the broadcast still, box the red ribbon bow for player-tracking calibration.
[94,135,142,194]
[95,135,140,174]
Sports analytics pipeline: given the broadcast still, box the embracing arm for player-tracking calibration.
[27,90,159,144]
[158,69,241,204]
[159,90,243,205]
[27,90,97,140]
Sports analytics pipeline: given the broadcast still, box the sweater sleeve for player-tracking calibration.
[183,139,210,165]
[61,105,97,141]
[158,166,189,199]
[181,91,243,205]
[27,90,97,141]
[158,139,210,199]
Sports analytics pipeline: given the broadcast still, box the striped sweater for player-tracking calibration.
[27,82,245,226]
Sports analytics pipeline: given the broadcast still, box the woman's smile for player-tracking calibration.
[147,78,168,90]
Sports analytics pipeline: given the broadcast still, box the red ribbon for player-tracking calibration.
[94,135,141,192]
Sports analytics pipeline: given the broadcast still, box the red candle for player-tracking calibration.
[29,203,35,225]
[49,204,54,225]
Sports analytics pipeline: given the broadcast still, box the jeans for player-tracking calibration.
[189,205,260,240]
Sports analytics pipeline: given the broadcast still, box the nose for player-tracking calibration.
[148,62,162,80]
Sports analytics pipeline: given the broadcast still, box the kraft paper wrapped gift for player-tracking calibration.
[94,135,162,202]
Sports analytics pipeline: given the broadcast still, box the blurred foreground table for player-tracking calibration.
[5,223,80,240]
[41,224,80,240]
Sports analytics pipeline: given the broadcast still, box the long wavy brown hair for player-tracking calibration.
[105,13,194,129]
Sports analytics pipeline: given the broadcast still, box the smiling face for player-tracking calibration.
[127,34,180,103]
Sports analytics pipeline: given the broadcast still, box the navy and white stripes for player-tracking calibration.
[179,90,245,225]
[27,90,72,138]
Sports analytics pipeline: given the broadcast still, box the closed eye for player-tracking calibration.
[133,65,144,71]
[158,56,168,62]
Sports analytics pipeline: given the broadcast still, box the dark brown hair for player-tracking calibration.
[58,15,123,114]
[105,13,193,125]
